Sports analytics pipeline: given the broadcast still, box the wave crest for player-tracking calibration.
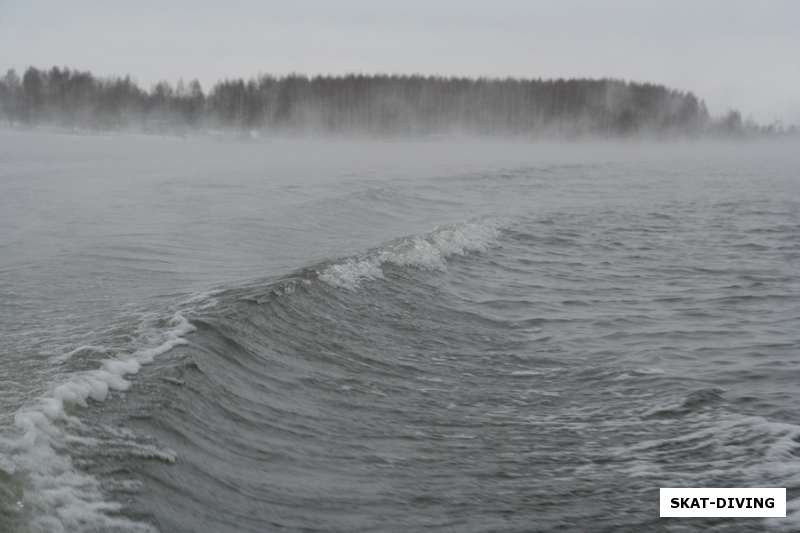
[319,219,502,290]
[0,313,194,533]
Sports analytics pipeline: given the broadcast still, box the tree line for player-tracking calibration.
[0,65,783,137]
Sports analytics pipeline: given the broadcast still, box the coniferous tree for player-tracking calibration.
[0,65,768,137]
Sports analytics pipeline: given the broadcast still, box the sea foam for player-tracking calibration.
[319,219,502,290]
[0,312,194,533]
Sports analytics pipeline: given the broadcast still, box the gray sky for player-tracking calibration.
[1,0,797,123]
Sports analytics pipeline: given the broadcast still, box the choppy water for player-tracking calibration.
[1,130,798,532]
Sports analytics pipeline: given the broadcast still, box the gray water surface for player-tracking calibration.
[1,131,798,532]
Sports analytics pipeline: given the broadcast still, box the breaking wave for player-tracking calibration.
[318,218,503,289]
[0,315,194,532]
[2,202,798,532]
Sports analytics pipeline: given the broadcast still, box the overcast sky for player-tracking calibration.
[1,0,797,123]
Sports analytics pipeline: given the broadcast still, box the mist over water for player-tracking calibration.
[1,130,799,532]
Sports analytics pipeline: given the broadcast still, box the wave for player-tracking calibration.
[4,210,798,532]
[0,314,194,533]
[0,217,508,532]
[614,411,800,529]
[318,218,503,289]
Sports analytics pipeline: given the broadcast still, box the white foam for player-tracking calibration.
[319,218,502,289]
[1,312,194,533]
[124,443,177,464]
[318,257,385,290]
[510,370,544,376]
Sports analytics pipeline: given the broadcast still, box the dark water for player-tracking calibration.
[1,131,799,532]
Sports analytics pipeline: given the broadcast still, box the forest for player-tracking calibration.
[0,66,784,137]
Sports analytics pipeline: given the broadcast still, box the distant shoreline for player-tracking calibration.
[1,67,796,140]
